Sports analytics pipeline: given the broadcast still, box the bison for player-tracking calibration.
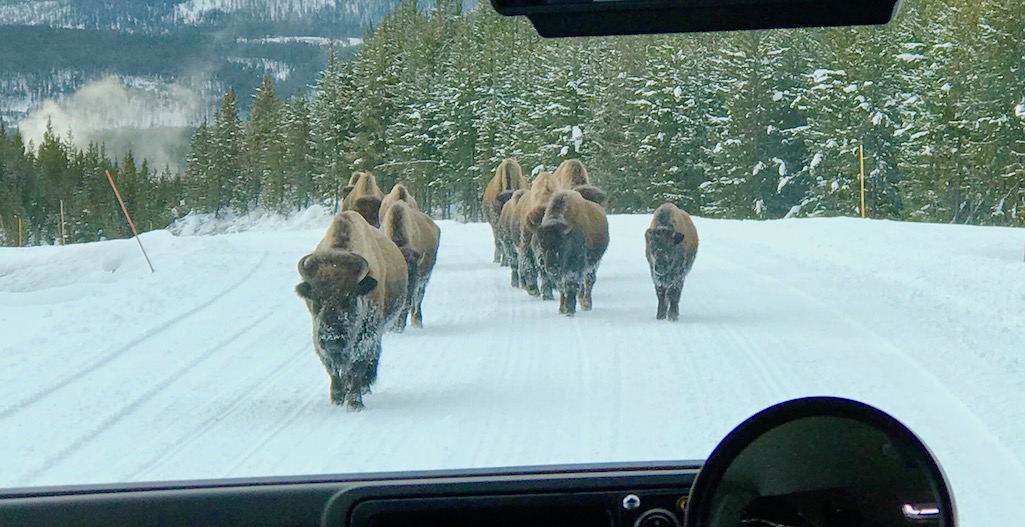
[380,183,419,222]
[342,172,385,227]
[482,159,529,265]
[645,203,699,321]
[295,211,408,410]
[553,159,590,188]
[517,171,562,299]
[498,188,529,287]
[534,189,609,316]
[381,201,440,331]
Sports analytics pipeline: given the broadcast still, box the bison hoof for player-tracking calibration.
[668,313,679,322]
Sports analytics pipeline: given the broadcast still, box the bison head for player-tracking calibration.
[295,251,378,359]
[536,220,585,280]
[645,226,687,277]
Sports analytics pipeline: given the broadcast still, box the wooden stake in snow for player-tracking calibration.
[59,199,67,246]
[859,141,866,219]
[105,170,155,273]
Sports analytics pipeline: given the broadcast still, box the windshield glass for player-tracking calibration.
[1,0,1023,524]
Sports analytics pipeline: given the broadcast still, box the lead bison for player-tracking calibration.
[295,211,408,410]
[482,158,529,265]
[645,203,699,321]
[534,189,609,316]
[381,201,441,331]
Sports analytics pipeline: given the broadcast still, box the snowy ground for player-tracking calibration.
[1,210,1024,526]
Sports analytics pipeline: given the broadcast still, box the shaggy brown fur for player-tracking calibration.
[553,159,590,188]
[340,173,361,201]
[516,171,562,299]
[380,183,419,222]
[296,211,408,410]
[535,189,609,316]
[645,203,699,321]
[381,201,441,331]
[573,184,608,209]
[352,195,383,228]
[342,172,385,225]
[498,188,529,287]
[482,158,529,264]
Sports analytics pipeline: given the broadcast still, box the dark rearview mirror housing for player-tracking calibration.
[685,396,956,527]
[490,0,903,37]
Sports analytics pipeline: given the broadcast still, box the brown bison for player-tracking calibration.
[553,159,608,209]
[534,189,609,316]
[553,159,590,188]
[645,203,699,321]
[498,188,529,287]
[380,183,419,222]
[482,159,529,264]
[295,211,408,410]
[517,171,562,299]
[381,201,441,331]
[342,172,385,227]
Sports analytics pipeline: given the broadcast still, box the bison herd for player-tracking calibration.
[298,159,699,409]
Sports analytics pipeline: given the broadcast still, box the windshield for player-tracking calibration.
[1,0,1023,524]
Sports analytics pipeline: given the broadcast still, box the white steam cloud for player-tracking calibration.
[17,76,212,173]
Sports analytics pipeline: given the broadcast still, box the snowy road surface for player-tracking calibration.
[2,210,1024,526]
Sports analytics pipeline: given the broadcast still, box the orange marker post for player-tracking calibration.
[105,170,155,273]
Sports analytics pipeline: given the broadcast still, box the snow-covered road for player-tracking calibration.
[2,210,1023,526]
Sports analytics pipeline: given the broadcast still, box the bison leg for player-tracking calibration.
[655,286,668,320]
[329,372,348,405]
[562,285,579,316]
[520,252,540,296]
[667,286,682,322]
[540,274,555,301]
[579,270,596,311]
[392,309,408,332]
[411,281,427,328]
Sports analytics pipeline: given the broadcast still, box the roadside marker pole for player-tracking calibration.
[59,199,67,245]
[105,170,155,273]
[859,141,866,219]
[18,216,23,247]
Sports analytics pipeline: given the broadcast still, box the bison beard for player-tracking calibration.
[537,221,590,315]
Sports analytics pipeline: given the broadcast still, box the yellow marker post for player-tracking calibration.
[859,142,866,219]
[17,216,23,247]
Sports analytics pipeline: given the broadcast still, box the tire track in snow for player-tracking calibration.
[126,342,310,481]
[14,312,275,486]
[220,388,322,478]
[0,251,270,421]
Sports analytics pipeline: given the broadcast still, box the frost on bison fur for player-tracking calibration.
[535,189,609,316]
[645,203,699,322]
[342,172,385,226]
[498,188,529,287]
[381,201,440,331]
[380,183,419,223]
[517,171,562,299]
[295,211,408,410]
[482,158,529,265]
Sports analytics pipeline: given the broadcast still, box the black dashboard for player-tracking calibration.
[0,397,955,527]
[0,463,699,527]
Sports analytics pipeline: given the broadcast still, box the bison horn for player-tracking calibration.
[354,255,370,283]
[297,254,314,279]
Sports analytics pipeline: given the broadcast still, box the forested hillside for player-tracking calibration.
[1,0,1023,246]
